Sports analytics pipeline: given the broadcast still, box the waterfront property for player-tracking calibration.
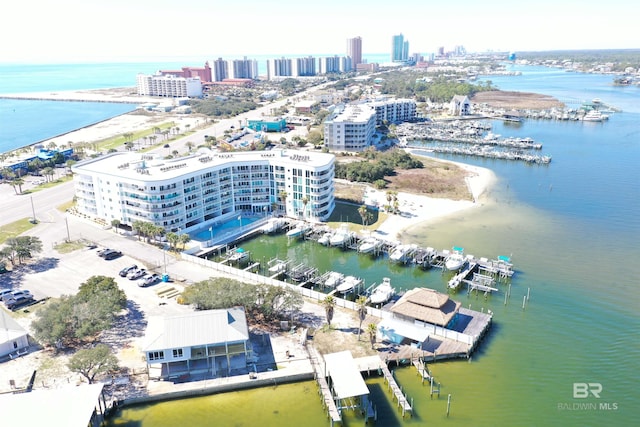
[71,149,335,233]
[143,308,250,380]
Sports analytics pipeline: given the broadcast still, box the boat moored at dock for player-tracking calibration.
[369,277,395,305]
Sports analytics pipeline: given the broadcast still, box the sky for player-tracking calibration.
[2,0,638,63]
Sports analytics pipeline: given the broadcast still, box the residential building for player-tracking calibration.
[71,149,335,232]
[267,57,293,79]
[293,56,317,77]
[324,104,376,152]
[318,55,351,74]
[142,308,250,379]
[212,57,229,82]
[368,98,417,125]
[450,95,471,116]
[0,309,29,359]
[391,34,409,63]
[136,74,203,98]
[346,37,363,70]
[229,57,258,79]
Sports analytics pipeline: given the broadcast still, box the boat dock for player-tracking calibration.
[307,346,342,425]
[380,363,413,417]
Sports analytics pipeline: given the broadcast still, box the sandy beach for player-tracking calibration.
[365,155,496,241]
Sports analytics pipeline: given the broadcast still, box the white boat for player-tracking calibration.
[268,259,288,274]
[227,248,249,263]
[261,218,284,234]
[336,275,362,293]
[286,222,310,238]
[317,232,332,246]
[329,224,353,246]
[369,277,395,305]
[389,244,415,263]
[445,246,466,271]
[358,237,380,254]
[582,110,608,122]
[324,271,344,288]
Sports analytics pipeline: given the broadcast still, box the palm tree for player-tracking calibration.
[179,233,191,250]
[367,323,378,349]
[132,220,145,241]
[356,296,368,341]
[166,232,180,251]
[10,177,24,195]
[172,150,179,158]
[111,219,121,233]
[301,196,309,219]
[322,295,336,326]
[186,141,194,152]
[42,167,55,182]
[278,191,288,214]
[358,205,368,227]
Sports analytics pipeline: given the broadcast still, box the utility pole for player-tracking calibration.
[30,196,37,224]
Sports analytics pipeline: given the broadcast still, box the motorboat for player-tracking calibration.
[445,246,466,271]
[582,110,608,122]
[329,224,353,247]
[227,247,249,263]
[336,275,362,293]
[358,236,381,254]
[261,218,285,234]
[324,271,344,288]
[389,244,415,263]
[369,277,395,305]
[286,222,310,239]
[317,232,332,246]
[268,259,288,275]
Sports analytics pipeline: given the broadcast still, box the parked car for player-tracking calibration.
[97,248,112,257]
[137,273,161,287]
[103,250,122,260]
[10,290,33,300]
[4,295,35,310]
[127,268,146,280]
[119,264,138,277]
[0,289,14,301]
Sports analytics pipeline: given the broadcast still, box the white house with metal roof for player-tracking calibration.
[142,308,250,379]
[0,309,29,359]
[71,149,335,233]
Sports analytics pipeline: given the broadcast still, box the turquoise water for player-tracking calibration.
[191,216,261,241]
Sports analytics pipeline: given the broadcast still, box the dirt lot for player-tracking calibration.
[471,90,564,110]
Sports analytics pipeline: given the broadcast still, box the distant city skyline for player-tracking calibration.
[2,0,638,63]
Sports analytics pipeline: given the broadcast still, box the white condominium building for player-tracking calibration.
[324,104,376,152]
[72,149,335,233]
[369,98,417,125]
[136,74,203,98]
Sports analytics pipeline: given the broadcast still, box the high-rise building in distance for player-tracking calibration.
[391,34,409,62]
[346,36,362,71]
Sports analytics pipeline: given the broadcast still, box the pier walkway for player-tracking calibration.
[380,363,413,417]
[307,345,342,425]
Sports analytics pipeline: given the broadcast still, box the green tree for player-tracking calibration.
[67,344,119,384]
[367,323,378,349]
[358,205,368,227]
[4,236,42,265]
[42,167,55,182]
[111,219,121,233]
[9,177,24,195]
[179,233,191,250]
[166,232,179,251]
[322,295,336,326]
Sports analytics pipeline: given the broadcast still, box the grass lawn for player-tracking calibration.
[24,175,73,194]
[0,218,37,245]
[326,201,385,231]
[54,240,85,254]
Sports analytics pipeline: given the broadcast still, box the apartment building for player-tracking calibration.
[368,98,417,125]
[136,74,203,98]
[71,150,335,233]
[324,104,376,152]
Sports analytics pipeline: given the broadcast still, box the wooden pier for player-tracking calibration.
[380,363,413,417]
[307,346,342,425]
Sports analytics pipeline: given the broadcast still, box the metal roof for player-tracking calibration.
[0,383,104,427]
[324,351,369,400]
[143,308,249,351]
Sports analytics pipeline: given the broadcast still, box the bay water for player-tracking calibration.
[2,61,637,425]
